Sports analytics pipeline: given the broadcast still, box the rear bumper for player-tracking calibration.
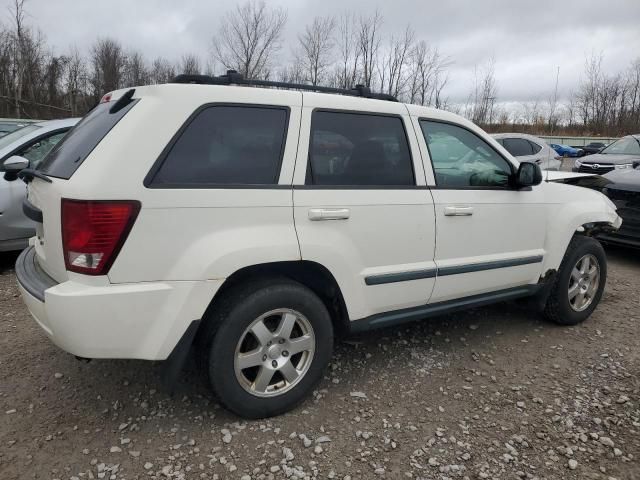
[16,246,222,360]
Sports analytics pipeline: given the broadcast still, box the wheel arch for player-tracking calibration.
[200,260,351,337]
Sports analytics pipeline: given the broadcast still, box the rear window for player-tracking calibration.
[38,99,138,179]
[148,105,289,187]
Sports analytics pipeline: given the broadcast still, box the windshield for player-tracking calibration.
[0,124,40,150]
[601,136,640,155]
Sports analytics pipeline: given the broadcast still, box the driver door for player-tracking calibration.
[415,119,548,303]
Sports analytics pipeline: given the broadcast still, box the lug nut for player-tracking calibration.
[272,360,278,368]
[282,351,289,357]
[278,338,285,344]
[267,341,272,346]
[262,355,267,361]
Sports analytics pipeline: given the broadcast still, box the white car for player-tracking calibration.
[15,74,621,418]
[492,133,562,171]
[0,118,79,251]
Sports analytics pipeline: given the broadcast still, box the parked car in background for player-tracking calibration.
[550,143,584,158]
[0,118,79,251]
[14,74,620,418]
[493,133,562,170]
[558,164,640,248]
[573,134,640,174]
[581,142,608,155]
[0,118,41,137]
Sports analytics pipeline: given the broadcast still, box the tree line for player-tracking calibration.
[1,0,638,136]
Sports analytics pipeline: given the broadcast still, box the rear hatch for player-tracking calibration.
[26,91,139,282]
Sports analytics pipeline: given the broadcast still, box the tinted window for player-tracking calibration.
[307,111,414,186]
[20,131,68,167]
[420,121,512,188]
[502,138,534,157]
[39,101,138,179]
[152,106,288,186]
[528,140,542,154]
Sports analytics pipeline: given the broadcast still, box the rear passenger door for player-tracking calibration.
[293,96,436,321]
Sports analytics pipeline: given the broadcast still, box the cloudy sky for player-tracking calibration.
[14,0,640,104]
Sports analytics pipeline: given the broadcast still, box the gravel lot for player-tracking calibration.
[0,246,638,480]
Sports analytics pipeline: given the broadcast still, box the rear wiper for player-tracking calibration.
[18,168,52,184]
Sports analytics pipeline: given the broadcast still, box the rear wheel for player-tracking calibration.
[544,236,606,325]
[202,279,333,418]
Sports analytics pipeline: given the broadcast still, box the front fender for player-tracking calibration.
[542,183,621,273]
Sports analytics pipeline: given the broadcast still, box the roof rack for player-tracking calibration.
[170,70,398,102]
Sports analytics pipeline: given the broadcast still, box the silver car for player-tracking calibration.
[0,118,79,251]
[492,133,562,171]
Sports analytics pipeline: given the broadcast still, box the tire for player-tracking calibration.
[201,278,333,418]
[544,235,607,325]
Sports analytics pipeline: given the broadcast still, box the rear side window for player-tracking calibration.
[502,138,534,157]
[39,100,138,179]
[150,105,289,187]
[528,140,542,154]
[306,111,414,186]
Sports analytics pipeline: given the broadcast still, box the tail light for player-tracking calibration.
[61,199,140,275]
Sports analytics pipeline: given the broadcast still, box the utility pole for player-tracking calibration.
[549,66,560,134]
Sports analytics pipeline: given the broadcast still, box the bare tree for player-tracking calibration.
[124,50,149,86]
[357,10,382,87]
[212,0,287,79]
[296,16,335,86]
[378,26,414,97]
[63,46,89,115]
[408,41,449,107]
[180,53,200,75]
[9,0,26,116]
[90,38,126,99]
[332,12,360,89]
[466,57,498,125]
[149,57,175,84]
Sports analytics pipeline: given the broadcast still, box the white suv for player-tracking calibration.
[16,73,621,418]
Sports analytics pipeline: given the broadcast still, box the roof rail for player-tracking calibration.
[170,71,398,102]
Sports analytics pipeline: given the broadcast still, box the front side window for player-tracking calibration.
[420,120,512,188]
[19,131,68,167]
[151,105,289,186]
[306,111,414,186]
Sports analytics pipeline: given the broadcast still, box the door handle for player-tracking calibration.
[308,208,350,221]
[535,159,542,164]
[444,206,474,216]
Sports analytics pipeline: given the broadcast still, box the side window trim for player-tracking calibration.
[144,102,291,189]
[305,108,417,188]
[418,118,516,190]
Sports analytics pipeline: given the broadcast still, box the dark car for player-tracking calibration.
[574,134,640,174]
[581,142,607,155]
[598,165,640,247]
[561,165,640,248]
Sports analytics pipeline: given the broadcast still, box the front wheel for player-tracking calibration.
[203,279,333,418]
[544,236,607,325]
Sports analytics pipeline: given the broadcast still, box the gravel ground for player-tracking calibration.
[0,246,639,480]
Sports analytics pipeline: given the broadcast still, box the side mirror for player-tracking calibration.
[3,155,29,181]
[515,161,542,188]
[633,160,640,169]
